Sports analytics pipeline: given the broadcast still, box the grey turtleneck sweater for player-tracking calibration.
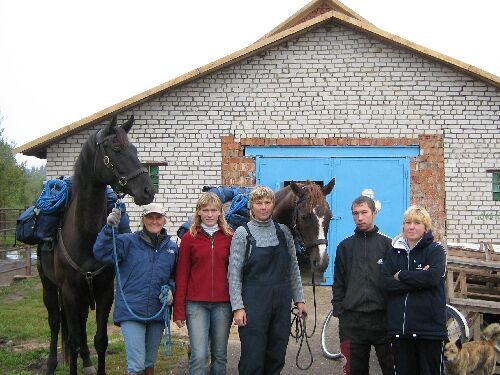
[228,219,305,311]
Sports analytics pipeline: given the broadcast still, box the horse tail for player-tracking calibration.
[59,288,71,364]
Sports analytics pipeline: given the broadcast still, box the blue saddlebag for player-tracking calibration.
[15,206,61,245]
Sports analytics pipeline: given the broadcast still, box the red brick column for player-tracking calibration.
[410,135,446,241]
[221,135,255,186]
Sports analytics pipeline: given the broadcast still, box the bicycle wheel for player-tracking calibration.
[446,304,469,343]
[320,309,343,360]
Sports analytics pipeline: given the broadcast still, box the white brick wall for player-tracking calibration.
[46,22,500,243]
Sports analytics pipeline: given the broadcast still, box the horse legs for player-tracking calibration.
[61,284,85,375]
[38,272,60,375]
[79,306,97,375]
[94,279,114,375]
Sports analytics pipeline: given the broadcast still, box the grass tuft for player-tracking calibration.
[0,277,187,374]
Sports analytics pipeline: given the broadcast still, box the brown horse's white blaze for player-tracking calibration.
[313,207,328,272]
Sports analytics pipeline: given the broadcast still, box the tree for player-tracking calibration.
[0,133,25,207]
[24,164,46,204]
[0,112,45,208]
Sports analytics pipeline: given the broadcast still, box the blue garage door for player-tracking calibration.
[248,146,418,285]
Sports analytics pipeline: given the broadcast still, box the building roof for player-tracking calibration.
[260,0,371,38]
[15,0,500,158]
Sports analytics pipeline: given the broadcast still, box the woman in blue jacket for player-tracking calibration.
[93,202,178,375]
[382,205,447,374]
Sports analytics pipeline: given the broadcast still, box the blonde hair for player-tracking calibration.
[403,205,432,232]
[249,186,274,220]
[189,192,232,237]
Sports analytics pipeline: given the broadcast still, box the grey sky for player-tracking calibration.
[1,0,498,167]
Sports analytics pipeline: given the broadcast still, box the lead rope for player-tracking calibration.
[111,226,173,356]
[290,272,318,370]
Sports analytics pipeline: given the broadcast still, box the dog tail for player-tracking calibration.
[482,323,500,350]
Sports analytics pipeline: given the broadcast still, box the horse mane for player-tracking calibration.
[72,132,98,194]
[298,181,327,211]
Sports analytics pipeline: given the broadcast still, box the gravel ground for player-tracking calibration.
[168,285,385,375]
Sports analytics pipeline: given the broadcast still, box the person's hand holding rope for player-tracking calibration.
[296,302,307,319]
[107,208,121,227]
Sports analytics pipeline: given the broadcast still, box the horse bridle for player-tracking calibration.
[95,130,148,193]
[292,196,329,251]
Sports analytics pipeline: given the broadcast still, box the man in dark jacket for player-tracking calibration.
[331,196,394,375]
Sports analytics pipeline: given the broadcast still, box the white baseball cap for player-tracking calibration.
[141,203,167,217]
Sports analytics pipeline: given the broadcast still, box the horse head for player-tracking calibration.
[94,115,155,205]
[289,178,335,274]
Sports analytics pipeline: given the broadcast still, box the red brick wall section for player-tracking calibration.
[411,135,446,241]
[221,135,445,241]
[221,135,255,187]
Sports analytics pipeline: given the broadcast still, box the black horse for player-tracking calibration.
[37,115,155,375]
[273,179,335,276]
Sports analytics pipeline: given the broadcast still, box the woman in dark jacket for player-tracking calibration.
[173,192,233,375]
[382,205,447,375]
[93,203,178,375]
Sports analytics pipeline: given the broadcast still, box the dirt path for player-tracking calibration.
[0,259,34,287]
[167,285,385,375]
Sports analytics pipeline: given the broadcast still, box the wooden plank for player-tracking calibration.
[465,292,500,302]
[463,275,499,286]
[466,284,500,298]
[447,269,456,299]
[447,268,500,286]
[447,256,500,270]
[459,271,467,298]
[448,245,500,262]
[448,297,500,314]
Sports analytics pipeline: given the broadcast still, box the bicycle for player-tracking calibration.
[320,303,470,360]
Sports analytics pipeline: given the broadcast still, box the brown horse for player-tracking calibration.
[273,179,335,275]
[37,115,155,375]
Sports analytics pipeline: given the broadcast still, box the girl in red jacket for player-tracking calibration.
[173,192,233,375]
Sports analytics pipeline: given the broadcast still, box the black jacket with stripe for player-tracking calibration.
[382,230,447,340]
[331,226,392,317]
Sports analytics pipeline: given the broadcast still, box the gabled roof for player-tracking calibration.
[260,0,371,39]
[15,2,500,159]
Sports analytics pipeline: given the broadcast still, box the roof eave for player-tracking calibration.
[15,10,500,158]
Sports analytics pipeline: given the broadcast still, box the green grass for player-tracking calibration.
[0,277,187,374]
[0,233,17,247]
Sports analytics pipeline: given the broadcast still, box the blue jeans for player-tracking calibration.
[121,320,164,374]
[186,301,232,375]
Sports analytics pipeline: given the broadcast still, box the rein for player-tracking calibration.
[290,272,318,371]
[111,226,173,356]
[57,228,108,310]
[95,130,148,193]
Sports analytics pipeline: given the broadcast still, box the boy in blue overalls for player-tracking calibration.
[229,186,306,375]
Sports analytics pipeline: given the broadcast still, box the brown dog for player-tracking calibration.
[444,323,500,375]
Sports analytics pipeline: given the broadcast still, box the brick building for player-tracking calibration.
[15,0,500,255]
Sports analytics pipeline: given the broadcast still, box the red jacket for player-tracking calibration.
[173,228,232,321]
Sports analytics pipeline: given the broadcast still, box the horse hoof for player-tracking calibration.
[83,366,97,375]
